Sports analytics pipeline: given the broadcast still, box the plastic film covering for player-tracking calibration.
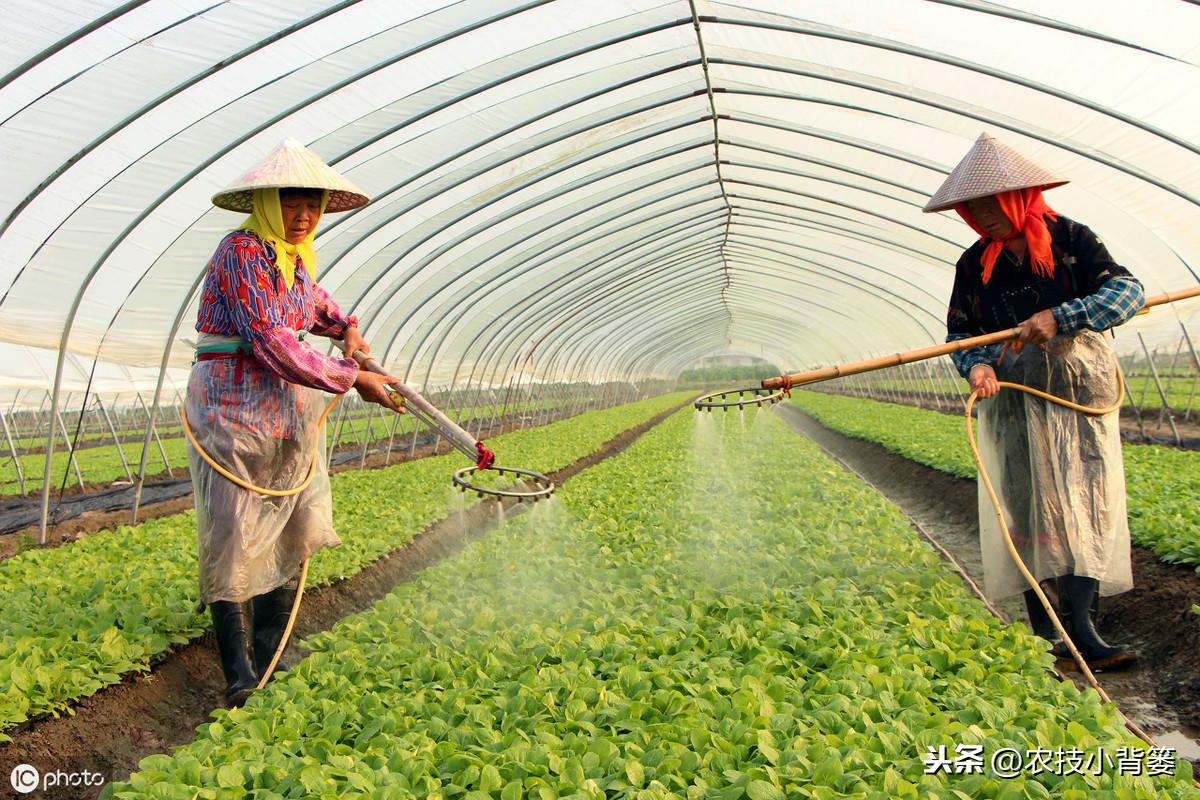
[975,330,1132,601]
[0,341,188,407]
[0,0,1197,395]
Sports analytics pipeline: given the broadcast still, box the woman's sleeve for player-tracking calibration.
[945,258,1002,378]
[1049,223,1145,334]
[309,282,359,339]
[217,242,358,393]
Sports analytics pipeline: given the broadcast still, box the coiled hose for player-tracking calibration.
[181,394,343,690]
[965,359,1158,746]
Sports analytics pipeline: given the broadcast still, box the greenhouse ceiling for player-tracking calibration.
[1,0,1198,397]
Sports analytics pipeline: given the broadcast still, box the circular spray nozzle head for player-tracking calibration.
[452,464,555,501]
[694,387,787,411]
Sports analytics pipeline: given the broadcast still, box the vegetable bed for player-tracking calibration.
[0,399,577,497]
[790,391,1200,571]
[106,408,1197,798]
[0,392,691,739]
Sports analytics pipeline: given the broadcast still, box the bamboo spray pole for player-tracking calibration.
[761,286,1200,391]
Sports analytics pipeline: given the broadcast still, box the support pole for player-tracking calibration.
[31,391,51,456]
[1179,322,1200,422]
[0,408,26,496]
[1137,333,1181,445]
[6,396,30,455]
[326,402,348,464]
[1162,336,1184,423]
[383,404,403,467]
[359,405,378,469]
[1134,348,1152,411]
[131,393,158,526]
[1119,353,1149,441]
[96,396,132,481]
[408,401,422,459]
[138,393,173,478]
[52,401,86,501]
[465,380,487,443]
[36,387,57,544]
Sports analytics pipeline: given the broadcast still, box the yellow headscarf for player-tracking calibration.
[239,188,329,290]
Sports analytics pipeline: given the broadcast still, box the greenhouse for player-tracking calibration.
[0,1,1198,798]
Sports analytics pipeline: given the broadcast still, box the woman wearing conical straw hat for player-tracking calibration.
[925,133,1143,672]
[190,139,400,706]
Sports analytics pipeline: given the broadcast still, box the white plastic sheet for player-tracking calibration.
[0,0,1196,393]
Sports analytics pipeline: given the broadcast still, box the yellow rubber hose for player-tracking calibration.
[965,357,1158,746]
[181,394,341,693]
[180,394,341,497]
[255,558,309,690]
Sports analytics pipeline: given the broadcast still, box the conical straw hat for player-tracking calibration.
[211,138,370,213]
[923,132,1067,212]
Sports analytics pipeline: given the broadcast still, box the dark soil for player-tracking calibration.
[0,399,690,799]
[776,404,1200,755]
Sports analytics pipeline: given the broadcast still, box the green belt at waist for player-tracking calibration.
[193,332,306,361]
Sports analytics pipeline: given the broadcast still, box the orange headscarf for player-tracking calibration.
[954,188,1058,285]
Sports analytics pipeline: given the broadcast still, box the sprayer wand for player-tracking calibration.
[694,286,1200,410]
[760,286,1200,398]
[344,345,554,501]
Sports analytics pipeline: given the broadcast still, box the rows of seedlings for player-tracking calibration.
[0,393,692,740]
[105,407,1197,798]
[790,391,1200,571]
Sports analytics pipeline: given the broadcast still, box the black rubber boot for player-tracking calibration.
[252,580,298,681]
[1023,588,1062,644]
[1056,575,1137,672]
[209,600,259,707]
[1055,575,1098,635]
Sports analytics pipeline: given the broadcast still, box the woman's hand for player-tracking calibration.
[969,364,1000,399]
[1014,309,1058,349]
[353,370,405,413]
[341,326,370,360]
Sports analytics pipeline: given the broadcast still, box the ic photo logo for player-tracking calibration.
[8,763,105,794]
[9,764,38,794]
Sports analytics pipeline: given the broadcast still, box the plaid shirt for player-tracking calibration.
[1049,275,1144,334]
[945,214,1143,378]
[948,275,1144,377]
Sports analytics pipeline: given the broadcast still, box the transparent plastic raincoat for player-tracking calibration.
[975,330,1132,601]
[187,352,340,603]
[187,229,359,604]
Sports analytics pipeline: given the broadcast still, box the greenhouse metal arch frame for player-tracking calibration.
[0,1,1197,540]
